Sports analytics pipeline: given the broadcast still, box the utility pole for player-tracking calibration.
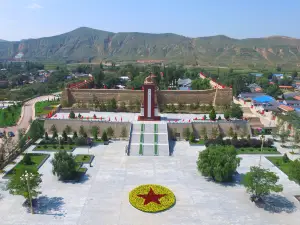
[21,171,34,214]
[259,135,265,167]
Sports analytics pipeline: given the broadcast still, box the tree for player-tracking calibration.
[183,128,191,140]
[52,131,58,139]
[29,120,44,140]
[62,131,68,142]
[93,69,105,87]
[64,125,72,135]
[51,151,77,181]
[44,132,49,140]
[211,127,219,139]
[101,131,108,142]
[278,128,290,143]
[189,132,195,142]
[230,104,243,119]
[79,125,85,137]
[69,111,75,119]
[209,107,216,121]
[224,111,230,120]
[50,124,57,134]
[106,127,114,139]
[228,127,234,138]
[276,65,281,72]
[243,166,283,202]
[90,126,99,140]
[288,159,300,184]
[6,169,42,214]
[119,102,127,112]
[200,126,207,139]
[120,126,128,139]
[197,145,241,182]
[72,131,78,140]
[22,154,33,165]
[292,130,300,153]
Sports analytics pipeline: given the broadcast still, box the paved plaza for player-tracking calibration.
[0,142,300,225]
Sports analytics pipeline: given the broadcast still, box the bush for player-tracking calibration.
[283,153,289,163]
[75,137,87,146]
[53,145,57,149]
[205,138,273,149]
[69,111,75,119]
[60,145,64,149]
[189,133,195,143]
[101,131,108,142]
[22,154,32,165]
[67,137,73,145]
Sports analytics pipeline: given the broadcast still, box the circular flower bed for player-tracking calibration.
[129,184,176,213]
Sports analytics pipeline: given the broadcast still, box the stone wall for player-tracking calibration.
[44,119,131,138]
[168,120,250,140]
[61,88,232,107]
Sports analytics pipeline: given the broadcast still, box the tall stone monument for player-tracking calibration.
[139,74,160,121]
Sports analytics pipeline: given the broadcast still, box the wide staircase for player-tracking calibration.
[129,123,169,156]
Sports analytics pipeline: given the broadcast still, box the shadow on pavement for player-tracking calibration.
[258,194,297,214]
[32,195,65,216]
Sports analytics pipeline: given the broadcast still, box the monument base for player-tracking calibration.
[138,115,161,121]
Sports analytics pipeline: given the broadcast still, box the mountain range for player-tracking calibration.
[1,27,300,67]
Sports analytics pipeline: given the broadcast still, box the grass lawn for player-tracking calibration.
[266,156,292,176]
[94,139,104,143]
[190,139,205,145]
[35,100,60,116]
[34,145,75,151]
[237,147,280,154]
[0,104,22,127]
[5,153,49,177]
[75,154,93,164]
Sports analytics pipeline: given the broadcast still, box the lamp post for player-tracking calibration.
[20,170,34,214]
[259,134,265,167]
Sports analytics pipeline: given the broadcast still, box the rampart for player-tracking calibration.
[61,88,232,106]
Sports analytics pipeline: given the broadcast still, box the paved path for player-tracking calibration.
[0,142,300,225]
[0,95,56,142]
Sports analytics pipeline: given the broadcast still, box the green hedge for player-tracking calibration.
[237,147,279,154]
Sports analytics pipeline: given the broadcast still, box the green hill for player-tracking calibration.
[1,27,300,67]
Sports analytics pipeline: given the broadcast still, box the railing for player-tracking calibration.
[127,123,133,156]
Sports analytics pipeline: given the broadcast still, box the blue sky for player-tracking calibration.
[1,0,299,41]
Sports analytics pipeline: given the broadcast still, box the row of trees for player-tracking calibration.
[48,124,128,141]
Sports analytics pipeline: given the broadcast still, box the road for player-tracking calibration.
[0,95,56,142]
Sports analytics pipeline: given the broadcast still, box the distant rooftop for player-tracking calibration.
[252,95,275,103]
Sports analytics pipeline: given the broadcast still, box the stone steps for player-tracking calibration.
[129,123,169,156]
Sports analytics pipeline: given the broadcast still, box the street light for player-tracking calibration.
[259,134,265,167]
[20,170,34,214]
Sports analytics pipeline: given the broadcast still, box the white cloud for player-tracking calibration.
[27,3,43,9]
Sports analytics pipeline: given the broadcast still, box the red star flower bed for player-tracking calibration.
[129,184,176,213]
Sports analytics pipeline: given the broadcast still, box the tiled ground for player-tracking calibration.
[0,142,299,225]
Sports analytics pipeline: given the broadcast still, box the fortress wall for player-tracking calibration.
[62,89,144,105]
[61,88,233,107]
[157,90,216,105]
[214,88,233,105]
[44,119,131,138]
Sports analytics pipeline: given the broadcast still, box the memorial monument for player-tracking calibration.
[139,74,161,121]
